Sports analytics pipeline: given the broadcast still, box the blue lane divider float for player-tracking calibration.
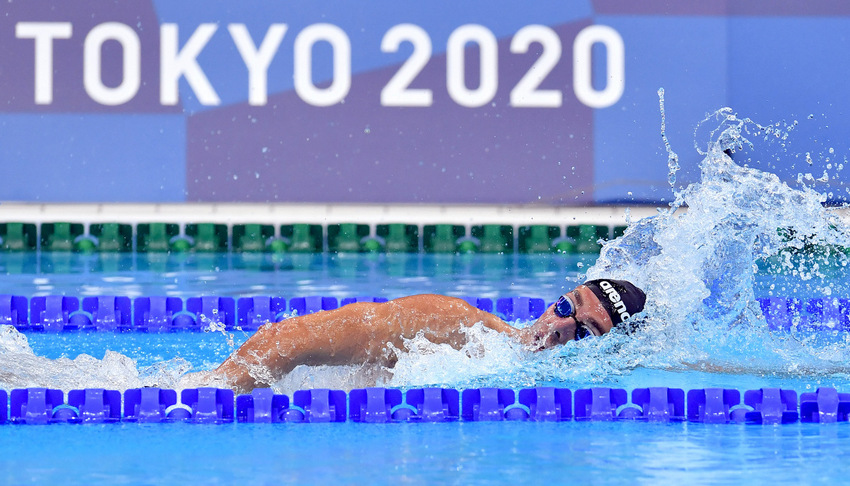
[621,387,686,422]
[349,387,403,423]
[575,387,628,421]
[2,386,850,425]
[236,388,290,423]
[800,388,850,423]
[496,297,546,322]
[402,388,460,422]
[181,388,235,423]
[10,388,65,424]
[0,295,27,328]
[81,296,132,331]
[123,388,177,423]
[290,389,347,423]
[518,387,572,421]
[29,296,80,332]
[236,296,287,331]
[186,296,236,331]
[687,388,741,424]
[461,388,517,421]
[743,388,799,424]
[67,388,122,423]
[133,297,184,332]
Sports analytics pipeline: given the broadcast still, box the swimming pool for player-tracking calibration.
[4,113,850,484]
[0,250,849,485]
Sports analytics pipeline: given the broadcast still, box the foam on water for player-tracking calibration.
[569,107,850,383]
[0,325,194,392]
[380,107,850,390]
[2,106,850,393]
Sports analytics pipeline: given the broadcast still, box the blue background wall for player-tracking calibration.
[1,1,848,205]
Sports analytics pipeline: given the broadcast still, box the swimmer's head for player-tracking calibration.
[524,279,646,350]
[581,279,647,333]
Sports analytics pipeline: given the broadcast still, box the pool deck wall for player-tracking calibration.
[0,203,658,227]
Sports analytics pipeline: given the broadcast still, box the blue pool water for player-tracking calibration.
[4,419,850,484]
[4,110,850,484]
[1,250,850,484]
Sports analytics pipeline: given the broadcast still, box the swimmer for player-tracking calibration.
[207,279,646,393]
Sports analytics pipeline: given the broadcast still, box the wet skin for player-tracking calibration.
[208,286,614,393]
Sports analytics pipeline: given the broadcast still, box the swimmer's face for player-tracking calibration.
[524,286,614,351]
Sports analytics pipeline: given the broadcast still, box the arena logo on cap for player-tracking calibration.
[599,280,630,321]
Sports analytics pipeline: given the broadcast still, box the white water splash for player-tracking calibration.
[377,107,850,388]
[658,88,681,187]
[386,323,535,389]
[583,107,850,379]
[0,325,193,393]
[2,108,850,392]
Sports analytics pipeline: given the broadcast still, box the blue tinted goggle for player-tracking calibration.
[554,293,576,319]
[554,293,597,340]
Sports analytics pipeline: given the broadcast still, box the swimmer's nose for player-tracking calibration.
[529,320,572,350]
[548,321,572,347]
[525,306,576,350]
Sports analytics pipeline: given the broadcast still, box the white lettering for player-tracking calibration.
[160,23,220,106]
[228,23,287,106]
[446,24,498,108]
[510,25,562,108]
[381,24,433,107]
[573,24,625,109]
[599,281,631,321]
[294,23,351,106]
[84,22,141,105]
[16,22,73,105]
[16,21,627,110]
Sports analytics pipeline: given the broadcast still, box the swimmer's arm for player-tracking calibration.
[212,294,520,393]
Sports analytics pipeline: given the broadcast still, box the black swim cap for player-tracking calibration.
[583,279,646,331]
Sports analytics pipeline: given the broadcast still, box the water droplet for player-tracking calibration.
[657,88,681,187]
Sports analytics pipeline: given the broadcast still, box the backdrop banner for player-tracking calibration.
[2,1,849,205]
